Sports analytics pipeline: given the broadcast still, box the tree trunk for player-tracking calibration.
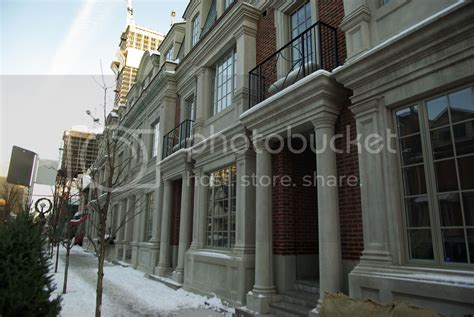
[95,240,106,317]
[62,245,70,294]
[54,243,60,273]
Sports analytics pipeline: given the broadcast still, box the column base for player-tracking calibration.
[246,288,277,315]
[156,264,171,277]
[172,268,184,284]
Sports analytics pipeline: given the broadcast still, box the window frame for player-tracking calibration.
[151,120,160,159]
[191,14,201,47]
[206,165,237,249]
[394,84,474,269]
[144,191,154,241]
[211,48,236,116]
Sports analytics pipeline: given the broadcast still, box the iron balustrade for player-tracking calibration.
[162,120,195,159]
[249,21,340,108]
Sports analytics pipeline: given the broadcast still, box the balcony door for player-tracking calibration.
[290,2,314,70]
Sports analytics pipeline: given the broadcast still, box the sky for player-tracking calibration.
[0,0,189,177]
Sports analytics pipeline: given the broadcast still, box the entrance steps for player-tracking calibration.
[270,280,319,317]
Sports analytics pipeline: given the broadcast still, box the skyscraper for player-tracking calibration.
[111,0,165,106]
[60,129,99,178]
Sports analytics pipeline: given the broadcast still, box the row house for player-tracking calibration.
[84,0,474,316]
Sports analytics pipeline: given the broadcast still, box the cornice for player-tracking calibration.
[333,2,474,103]
[240,70,349,136]
[340,4,371,32]
[177,2,260,74]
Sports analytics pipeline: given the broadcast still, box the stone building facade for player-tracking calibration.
[84,0,474,316]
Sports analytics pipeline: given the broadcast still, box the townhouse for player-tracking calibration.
[84,0,474,316]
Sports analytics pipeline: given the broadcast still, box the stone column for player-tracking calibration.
[194,68,212,135]
[190,168,207,249]
[131,194,141,268]
[156,180,173,276]
[172,170,193,284]
[247,140,276,314]
[149,177,164,269]
[311,113,342,314]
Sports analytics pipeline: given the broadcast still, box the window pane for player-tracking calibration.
[430,126,454,160]
[396,106,420,136]
[405,197,430,227]
[448,87,474,124]
[438,193,462,227]
[408,229,434,260]
[453,121,474,156]
[463,192,474,226]
[403,165,427,196]
[434,159,458,192]
[427,95,449,129]
[442,229,467,263]
[399,135,423,165]
[457,156,474,190]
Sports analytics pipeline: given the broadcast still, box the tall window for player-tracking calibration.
[152,121,160,158]
[165,47,174,61]
[212,49,236,115]
[290,2,313,67]
[192,14,201,47]
[395,86,474,266]
[185,95,196,122]
[206,165,237,248]
[144,192,154,241]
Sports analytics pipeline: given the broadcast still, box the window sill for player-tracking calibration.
[374,0,410,21]
[205,104,235,126]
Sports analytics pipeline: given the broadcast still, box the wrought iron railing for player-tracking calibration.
[249,21,340,108]
[162,119,194,159]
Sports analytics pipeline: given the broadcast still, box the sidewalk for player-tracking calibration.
[50,246,233,317]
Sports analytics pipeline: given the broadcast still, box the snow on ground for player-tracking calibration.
[50,246,233,317]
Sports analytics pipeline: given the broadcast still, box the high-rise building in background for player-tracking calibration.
[60,129,99,178]
[111,0,165,106]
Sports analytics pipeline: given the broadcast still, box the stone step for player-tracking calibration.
[147,273,182,290]
[294,280,320,294]
[270,301,311,317]
[281,290,319,308]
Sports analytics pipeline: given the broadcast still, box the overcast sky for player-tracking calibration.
[0,0,189,176]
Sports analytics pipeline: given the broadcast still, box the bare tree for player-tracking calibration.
[0,180,25,222]
[83,70,147,317]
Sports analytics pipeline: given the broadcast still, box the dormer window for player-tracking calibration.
[165,47,174,61]
[192,14,201,47]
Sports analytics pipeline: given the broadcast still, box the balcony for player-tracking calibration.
[249,21,341,108]
[162,120,194,159]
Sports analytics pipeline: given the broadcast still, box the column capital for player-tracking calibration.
[192,167,204,177]
[349,97,383,120]
[311,111,339,130]
[252,138,267,152]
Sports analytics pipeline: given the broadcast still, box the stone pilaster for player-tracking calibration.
[172,170,193,284]
[156,180,173,276]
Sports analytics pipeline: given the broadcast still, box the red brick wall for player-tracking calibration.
[317,0,347,65]
[256,8,276,65]
[335,105,363,260]
[170,179,182,246]
[272,147,295,255]
[272,143,318,256]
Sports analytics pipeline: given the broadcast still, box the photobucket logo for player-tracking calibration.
[191,124,398,156]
